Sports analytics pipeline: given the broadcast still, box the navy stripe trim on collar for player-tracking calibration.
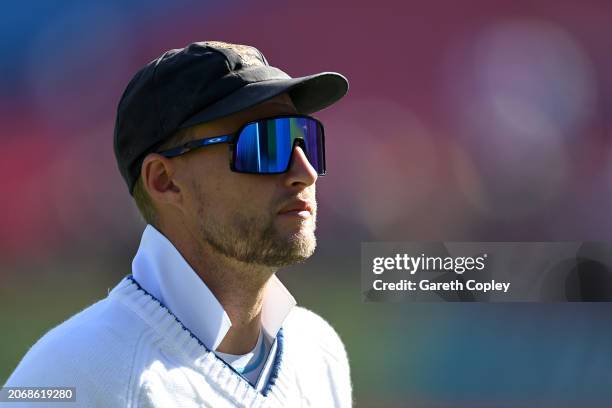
[124,274,284,396]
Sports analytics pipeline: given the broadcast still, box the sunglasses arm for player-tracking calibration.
[157,134,234,158]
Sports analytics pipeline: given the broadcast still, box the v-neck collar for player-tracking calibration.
[111,275,291,405]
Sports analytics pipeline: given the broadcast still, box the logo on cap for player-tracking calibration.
[204,41,265,67]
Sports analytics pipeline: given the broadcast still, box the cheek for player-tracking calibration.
[224,177,278,219]
[190,178,254,221]
[183,153,279,219]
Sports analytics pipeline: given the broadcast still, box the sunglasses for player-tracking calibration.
[157,114,326,175]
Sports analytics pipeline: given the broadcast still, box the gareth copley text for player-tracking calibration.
[373,279,511,293]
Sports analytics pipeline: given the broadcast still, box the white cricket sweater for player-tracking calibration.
[3,276,352,407]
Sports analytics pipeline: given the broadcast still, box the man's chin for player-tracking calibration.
[263,233,317,267]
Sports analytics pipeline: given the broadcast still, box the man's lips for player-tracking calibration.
[277,200,314,216]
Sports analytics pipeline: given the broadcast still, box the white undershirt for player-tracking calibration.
[215,329,274,387]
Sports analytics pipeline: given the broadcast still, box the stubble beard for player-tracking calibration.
[195,201,317,268]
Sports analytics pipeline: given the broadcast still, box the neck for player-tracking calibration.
[162,222,277,355]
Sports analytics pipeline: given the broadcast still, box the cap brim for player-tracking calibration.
[179,72,348,128]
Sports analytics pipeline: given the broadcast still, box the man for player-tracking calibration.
[3,41,351,407]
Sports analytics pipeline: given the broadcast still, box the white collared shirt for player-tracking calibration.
[131,224,296,389]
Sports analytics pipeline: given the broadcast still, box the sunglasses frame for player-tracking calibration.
[157,114,326,176]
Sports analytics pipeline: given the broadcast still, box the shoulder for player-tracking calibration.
[282,306,353,406]
[4,292,148,405]
[283,306,349,366]
[283,306,340,336]
[20,293,145,358]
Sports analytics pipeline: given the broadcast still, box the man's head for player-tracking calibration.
[114,40,348,267]
[136,93,319,267]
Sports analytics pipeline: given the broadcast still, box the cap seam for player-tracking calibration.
[151,52,169,140]
[167,45,235,132]
[255,47,269,66]
[202,44,234,73]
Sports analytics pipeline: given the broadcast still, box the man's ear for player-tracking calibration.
[141,153,182,207]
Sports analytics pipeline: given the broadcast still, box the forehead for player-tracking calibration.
[183,93,297,139]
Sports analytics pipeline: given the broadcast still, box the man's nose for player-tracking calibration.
[284,143,318,187]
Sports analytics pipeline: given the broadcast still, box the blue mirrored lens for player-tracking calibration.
[234,117,324,174]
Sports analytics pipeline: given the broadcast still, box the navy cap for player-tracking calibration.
[113,40,349,195]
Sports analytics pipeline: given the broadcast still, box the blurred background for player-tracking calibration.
[2,0,612,406]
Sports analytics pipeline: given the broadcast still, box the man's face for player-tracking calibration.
[170,93,318,267]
